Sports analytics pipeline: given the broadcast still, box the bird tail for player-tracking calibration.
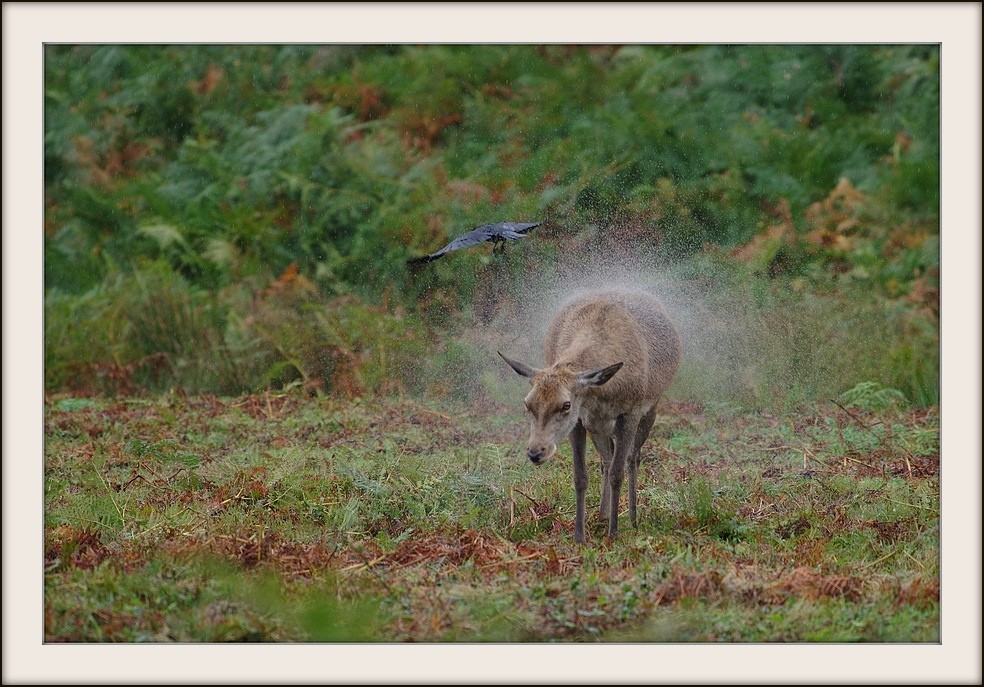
[406,254,438,266]
[501,222,542,240]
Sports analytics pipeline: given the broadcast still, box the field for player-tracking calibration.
[45,390,939,642]
[33,38,948,650]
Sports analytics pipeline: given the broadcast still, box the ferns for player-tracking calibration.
[44,45,939,402]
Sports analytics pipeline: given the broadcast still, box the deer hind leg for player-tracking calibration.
[590,433,614,518]
[607,414,640,540]
[628,409,657,528]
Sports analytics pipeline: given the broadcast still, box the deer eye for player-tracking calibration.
[562,401,571,412]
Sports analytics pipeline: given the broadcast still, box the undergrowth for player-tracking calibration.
[44,394,939,642]
[44,45,939,406]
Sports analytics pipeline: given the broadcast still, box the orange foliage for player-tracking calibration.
[194,63,225,95]
[400,111,462,151]
[803,177,865,252]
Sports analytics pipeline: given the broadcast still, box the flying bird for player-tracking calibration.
[407,221,542,265]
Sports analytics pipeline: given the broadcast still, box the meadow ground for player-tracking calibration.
[44,391,939,642]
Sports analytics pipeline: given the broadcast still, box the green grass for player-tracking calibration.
[44,393,939,642]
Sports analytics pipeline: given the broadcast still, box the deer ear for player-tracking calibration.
[498,351,538,379]
[577,362,623,387]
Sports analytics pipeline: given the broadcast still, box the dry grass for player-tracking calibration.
[44,392,939,642]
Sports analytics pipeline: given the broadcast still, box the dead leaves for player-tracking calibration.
[340,529,579,579]
[652,570,723,605]
[70,134,159,188]
[176,531,342,577]
[803,177,865,252]
[649,563,938,609]
[764,566,864,604]
[735,176,936,275]
[63,352,171,397]
[193,63,225,96]
[167,527,581,583]
[46,526,110,571]
[731,179,866,272]
[652,564,869,607]
[327,81,389,122]
[399,110,463,151]
[730,198,798,275]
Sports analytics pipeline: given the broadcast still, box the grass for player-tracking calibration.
[44,392,939,642]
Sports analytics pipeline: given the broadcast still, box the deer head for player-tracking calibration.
[498,351,623,465]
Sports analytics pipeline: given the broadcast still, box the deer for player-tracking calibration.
[498,289,682,544]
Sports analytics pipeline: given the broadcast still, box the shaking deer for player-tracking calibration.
[499,289,681,543]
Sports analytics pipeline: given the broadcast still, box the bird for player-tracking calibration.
[406,221,543,265]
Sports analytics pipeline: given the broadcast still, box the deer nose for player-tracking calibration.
[527,447,545,464]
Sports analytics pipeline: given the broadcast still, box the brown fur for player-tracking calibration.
[544,291,680,406]
[499,288,682,543]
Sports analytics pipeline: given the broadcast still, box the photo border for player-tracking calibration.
[4,2,980,684]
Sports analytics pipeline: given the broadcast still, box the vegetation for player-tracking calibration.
[44,45,939,405]
[45,394,938,642]
[44,45,940,642]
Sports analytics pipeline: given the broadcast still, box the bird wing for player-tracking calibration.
[406,227,489,264]
[406,221,542,264]
[442,227,494,251]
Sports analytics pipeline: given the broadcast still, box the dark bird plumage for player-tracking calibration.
[407,221,542,265]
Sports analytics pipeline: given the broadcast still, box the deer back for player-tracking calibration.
[544,290,681,405]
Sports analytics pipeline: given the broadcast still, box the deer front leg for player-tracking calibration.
[607,414,639,540]
[590,433,614,518]
[570,420,588,544]
[628,409,657,528]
